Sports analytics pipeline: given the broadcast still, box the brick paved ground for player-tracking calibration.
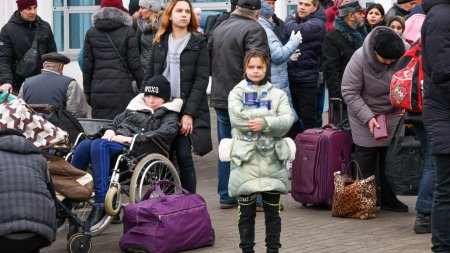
[43,109,431,253]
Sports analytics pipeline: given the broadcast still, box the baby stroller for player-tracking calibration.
[48,155,95,253]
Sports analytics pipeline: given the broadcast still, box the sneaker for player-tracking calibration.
[111,215,123,224]
[414,212,431,234]
[86,203,106,227]
[220,202,238,209]
[256,203,264,212]
[381,199,409,212]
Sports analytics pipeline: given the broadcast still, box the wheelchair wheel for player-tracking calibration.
[105,185,122,216]
[71,198,113,237]
[67,233,92,253]
[129,153,181,203]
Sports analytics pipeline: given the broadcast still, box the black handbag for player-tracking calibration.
[16,25,40,78]
[385,116,423,195]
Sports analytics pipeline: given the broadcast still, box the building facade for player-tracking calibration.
[0,0,395,85]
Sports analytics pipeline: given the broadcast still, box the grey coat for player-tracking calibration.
[209,10,270,109]
[341,26,402,147]
[0,135,56,242]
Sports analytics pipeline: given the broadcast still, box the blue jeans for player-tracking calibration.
[215,108,235,203]
[432,155,450,252]
[171,134,196,193]
[70,139,125,203]
[414,122,435,214]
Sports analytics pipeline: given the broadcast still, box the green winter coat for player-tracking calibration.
[228,80,295,197]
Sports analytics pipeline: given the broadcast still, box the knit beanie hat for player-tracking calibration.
[237,0,261,10]
[142,75,171,102]
[139,0,162,12]
[101,0,128,12]
[338,0,363,17]
[16,0,37,12]
[129,0,140,15]
[397,0,415,4]
[374,30,405,59]
[260,2,274,19]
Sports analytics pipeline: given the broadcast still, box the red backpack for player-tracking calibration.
[390,40,423,112]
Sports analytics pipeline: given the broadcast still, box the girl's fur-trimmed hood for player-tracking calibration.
[92,7,133,29]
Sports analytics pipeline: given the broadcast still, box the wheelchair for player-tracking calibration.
[64,118,181,239]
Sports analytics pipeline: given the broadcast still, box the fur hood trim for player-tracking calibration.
[92,7,132,27]
[126,94,183,113]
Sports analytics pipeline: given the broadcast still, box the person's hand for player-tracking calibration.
[102,129,116,141]
[248,118,264,132]
[0,83,13,93]
[111,135,132,144]
[367,117,380,134]
[290,30,302,44]
[179,114,193,136]
[290,49,301,62]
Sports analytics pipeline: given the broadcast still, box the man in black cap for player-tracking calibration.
[209,0,269,211]
[18,52,88,119]
[322,0,366,125]
[385,0,417,21]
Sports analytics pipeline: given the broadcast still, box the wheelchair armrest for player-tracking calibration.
[128,135,169,157]
[129,134,140,151]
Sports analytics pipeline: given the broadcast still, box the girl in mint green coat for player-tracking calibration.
[223,49,295,253]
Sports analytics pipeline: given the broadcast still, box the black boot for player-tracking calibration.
[381,198,409,212]
[414,212,431,234]
[86,203,106,227]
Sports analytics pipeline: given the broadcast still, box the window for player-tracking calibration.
[52,0,100,59]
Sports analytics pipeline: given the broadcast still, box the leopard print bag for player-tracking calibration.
[331,161,376,219]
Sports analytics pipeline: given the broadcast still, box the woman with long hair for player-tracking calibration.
[144,0,211,194]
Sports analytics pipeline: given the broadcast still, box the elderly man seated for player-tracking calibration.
[18,52,88,118]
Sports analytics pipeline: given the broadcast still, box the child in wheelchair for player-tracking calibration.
[70,75,182,227]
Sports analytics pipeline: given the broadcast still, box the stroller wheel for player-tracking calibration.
[67,224,79,241]
[67,233,92,253]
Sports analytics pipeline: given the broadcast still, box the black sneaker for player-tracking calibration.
[86,203,106,227]
[381,199,409,212]
[414,212,431,234]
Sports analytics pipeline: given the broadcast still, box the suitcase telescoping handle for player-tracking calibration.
[329,98,344,125]
[142,180,188,200]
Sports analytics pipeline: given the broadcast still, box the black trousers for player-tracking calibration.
[238,192,281,253]
[352,145,398,205]
[0,233,49,253]
[289,82,319,133]
[171,134,196,193]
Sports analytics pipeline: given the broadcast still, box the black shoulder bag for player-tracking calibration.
[16,25,40,78]
[385,116,423,195]
[105,32,139,95]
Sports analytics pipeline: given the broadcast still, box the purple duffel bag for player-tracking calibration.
[119,180,215,253]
